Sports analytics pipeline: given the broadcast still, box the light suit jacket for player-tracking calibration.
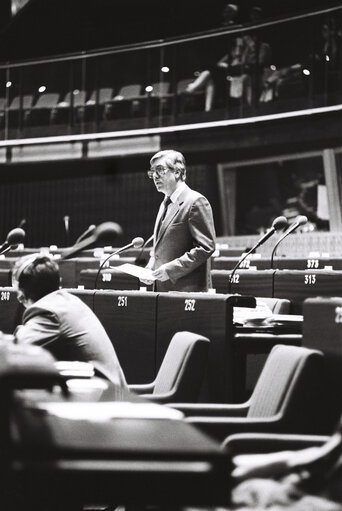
[150,184,216,292]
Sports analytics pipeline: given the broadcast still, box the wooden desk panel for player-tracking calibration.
[0,269,12,286]
[93,290,158,384]
[156,292,255,402]
[212,257,270,271]
[0,257,17,269]
[80,268,140,290]
[67,288,96,310]
[211,269,275,297]
[274,270,342,314]
[0,287,23,333]
[303,297,342,356]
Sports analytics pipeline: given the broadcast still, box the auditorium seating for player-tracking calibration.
[129,331,210,403]
[27,92,60,125]
[83,87,114,122]
[106,83,144,118]
[7,94,33,126]
[54,89,87,123]
[148,81,172,115]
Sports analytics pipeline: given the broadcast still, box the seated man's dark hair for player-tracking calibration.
[13,255,60,302]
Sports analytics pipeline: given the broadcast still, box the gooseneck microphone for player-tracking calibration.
[228,216,288,293]
[93,236,144,294]
[92,237,144,310]
[61,222,123,260]
[135,234,154,267]
[0,228,26,255]
[270,215,308,269]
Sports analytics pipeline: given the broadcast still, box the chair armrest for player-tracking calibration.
[186,414,287,441]
[129,382,155,394]
[223,432,330,456]
[167,402,250,417]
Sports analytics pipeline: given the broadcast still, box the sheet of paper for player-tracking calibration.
[114,262,156,281]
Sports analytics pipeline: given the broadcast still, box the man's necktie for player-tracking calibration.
[157,196,172,235]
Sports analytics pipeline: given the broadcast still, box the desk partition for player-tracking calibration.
[68,288,96,309]
[0,269,12,286]
[302,296,342,429]
[80,268,140,290]
[273,270,342,314]
[211,269,275,297]
[93,290,158,384]
[212,256,342,271]
[0,287,23,333]
[156,292,255,403]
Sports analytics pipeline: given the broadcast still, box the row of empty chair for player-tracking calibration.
[0,79,204,127]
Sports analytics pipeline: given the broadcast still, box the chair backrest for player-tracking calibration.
[61,90,87,107]
[154,331,210,402]
[258,297,291,314]
[151,82,170,97]
[116,84,142,99]
[87,88,114,104]
[33,93,60,109]
[8,95,33,110]
[248,345,324,421]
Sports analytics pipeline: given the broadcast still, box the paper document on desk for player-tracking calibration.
[233,299,273,326]
[114,263,156,281]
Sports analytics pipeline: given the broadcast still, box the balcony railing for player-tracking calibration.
[0,5,341,140]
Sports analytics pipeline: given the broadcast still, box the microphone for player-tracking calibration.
[93,236,145,297]
[0,228,26,255]
[74,224,96,244]
[63,215,70,231]
[61,222,123,260]
[64,215,70,247]
[228,216,288,293]
[270,215,307,269]
[18,218,27,229]
[135,234,154,267]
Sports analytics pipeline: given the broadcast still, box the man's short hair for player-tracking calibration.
[150,149,187,181]
[12,254,60,302]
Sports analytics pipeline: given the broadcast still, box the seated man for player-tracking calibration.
[12,254,127,388]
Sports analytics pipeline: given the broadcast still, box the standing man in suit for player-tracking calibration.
[146,149,216,292]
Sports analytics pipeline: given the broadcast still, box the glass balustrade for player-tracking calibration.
[0,6,341,140]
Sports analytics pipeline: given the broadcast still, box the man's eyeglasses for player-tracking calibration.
[147,166,170,179]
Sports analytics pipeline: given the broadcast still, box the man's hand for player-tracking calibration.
[140,278,154,286]
[152,266,170,282]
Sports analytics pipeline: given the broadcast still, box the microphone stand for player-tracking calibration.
[135,234,154,267]
[228,228,275,293]
[92,238,144,311]
[270,216,307,296]
[228,216,288,294]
